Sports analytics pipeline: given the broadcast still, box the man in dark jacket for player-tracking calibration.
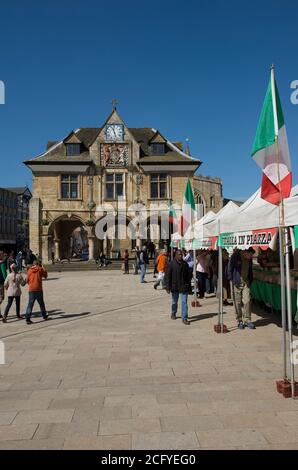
[228,248,255,329]
[165,249,192,325]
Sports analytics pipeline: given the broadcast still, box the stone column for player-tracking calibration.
[41,234,51,263]
[88,236,95,260]
[54,239,60,261]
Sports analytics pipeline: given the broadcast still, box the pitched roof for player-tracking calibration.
[5,187,32,197]
[24,127,200,166]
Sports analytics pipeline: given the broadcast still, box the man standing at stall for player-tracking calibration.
[228,248,255,329]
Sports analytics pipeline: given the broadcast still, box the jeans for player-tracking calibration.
[124,260,129,273]
[206,276,214,294]
[196,272,207,298]
[25,291,47,320]
[171,292,188,320]
[4,296,21,317]
[140,264,146,282]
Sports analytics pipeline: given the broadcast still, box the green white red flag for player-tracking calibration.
[168,200,177,225]
[179,178,196,236]
[251,67,292,205]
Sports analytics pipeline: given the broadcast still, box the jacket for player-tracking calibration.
[0,260,7,285]
[139,250,149,265]
[4,273,26,297]
[156,254,167,273]
[227,250,253,286]
[26,265,48,292]
[165,259,192,294]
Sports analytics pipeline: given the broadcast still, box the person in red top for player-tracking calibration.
[25,259,49,325]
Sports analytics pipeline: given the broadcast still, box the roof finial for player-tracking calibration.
[112,99,118,110]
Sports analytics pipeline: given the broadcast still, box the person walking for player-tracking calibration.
[6,251,16,273]
[123,249,129,274]
[2,264,26,322]
[0,251,7,320]
[139,246,148,283]
[154,249,168,290]
[165,249,191,325]
[196,250,207,299]
[16,251,23,272]
[228,248,255,329]
[24,260,49,325]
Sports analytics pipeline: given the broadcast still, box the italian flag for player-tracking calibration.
[251,67,292,205]
[168,200,177,225]
[179,178,196,236]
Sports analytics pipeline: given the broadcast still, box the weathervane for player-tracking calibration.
[112,99,118,110]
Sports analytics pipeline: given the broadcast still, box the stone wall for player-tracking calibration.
[193,175,223,214]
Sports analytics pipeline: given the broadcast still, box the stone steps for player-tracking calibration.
[45,260,153,272]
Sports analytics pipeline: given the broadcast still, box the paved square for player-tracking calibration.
[0,270,297,450]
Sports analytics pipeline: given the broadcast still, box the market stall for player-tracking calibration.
[251,266,298,316]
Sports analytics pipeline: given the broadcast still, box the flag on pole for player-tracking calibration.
[179,178,196,236]
[251,67,292,205]
[168,200,177,225]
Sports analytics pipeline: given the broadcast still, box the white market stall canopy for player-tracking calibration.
[203,188,298,237]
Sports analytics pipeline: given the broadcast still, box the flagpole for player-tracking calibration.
[285,227,296,397]
[218,234,224,331]
[271,65,294,395]
[279,226,288,381]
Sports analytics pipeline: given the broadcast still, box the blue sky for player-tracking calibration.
[0,0,297,199]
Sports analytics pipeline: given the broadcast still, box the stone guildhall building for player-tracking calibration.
[25,108,223,262]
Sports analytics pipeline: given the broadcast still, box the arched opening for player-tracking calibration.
[94,214,135,259]
[195,191,206,218]
[145,215,174,253]
[48,216,88,261]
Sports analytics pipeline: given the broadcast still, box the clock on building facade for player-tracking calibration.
[105,124,124,141]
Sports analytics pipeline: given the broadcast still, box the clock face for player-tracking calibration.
[105,124,124,141]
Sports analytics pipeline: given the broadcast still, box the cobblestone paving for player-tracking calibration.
[0,270,297,450]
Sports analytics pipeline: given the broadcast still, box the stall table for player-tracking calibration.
[251,266,298,318]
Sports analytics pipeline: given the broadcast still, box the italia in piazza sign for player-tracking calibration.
[219,227,278,250]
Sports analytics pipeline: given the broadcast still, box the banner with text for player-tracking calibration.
[219,227,278,251]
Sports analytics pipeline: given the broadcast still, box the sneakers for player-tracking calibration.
[238,321,256,330]
[2,317,7,323]
[171,315,177,320]
[245,322,256,329]
[154,284,158,290]
[182,319,191,325]
[26,319,33,325]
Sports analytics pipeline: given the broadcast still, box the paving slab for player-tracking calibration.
[0,270,297,450]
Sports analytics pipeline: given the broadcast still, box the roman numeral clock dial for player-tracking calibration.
[105,124,124,141]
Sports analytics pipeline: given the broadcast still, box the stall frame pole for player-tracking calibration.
[279,226,288,382]
[284,227,296,397]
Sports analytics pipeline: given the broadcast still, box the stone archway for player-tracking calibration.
[48,215,89,261]
[94,214,136,258]
[145,215,173,252]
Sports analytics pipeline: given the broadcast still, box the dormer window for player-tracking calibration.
[151,143,165,156]
[66,143,81,156]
